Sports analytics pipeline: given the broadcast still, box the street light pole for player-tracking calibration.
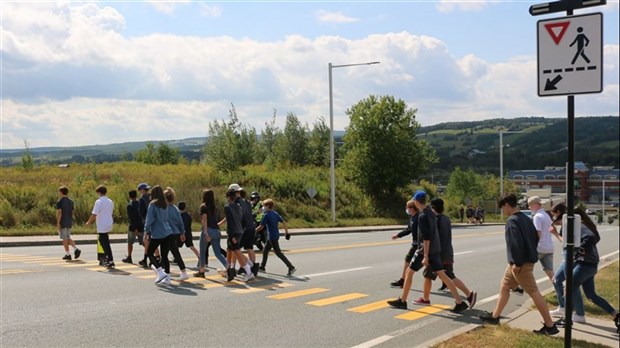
[499,130,524,220]
[328,61,380,223]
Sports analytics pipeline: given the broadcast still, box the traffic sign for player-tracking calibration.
[537,12,603,97]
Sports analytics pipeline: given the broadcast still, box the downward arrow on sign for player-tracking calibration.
[544,75,563,90]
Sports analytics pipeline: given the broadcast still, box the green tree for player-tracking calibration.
[274,112,309,166]
[155,143,180,165]
[21,139,34,171]
[134,143,156,164]
[446,167,485,204]
[341,95,437,201]
[308,116,330,167]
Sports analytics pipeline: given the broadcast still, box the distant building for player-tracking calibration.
[508,161,619,204]
[57,164,70,168]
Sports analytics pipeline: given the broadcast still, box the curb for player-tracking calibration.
[416,255,620,348]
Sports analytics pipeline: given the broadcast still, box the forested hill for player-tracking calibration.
[417,116,619,182]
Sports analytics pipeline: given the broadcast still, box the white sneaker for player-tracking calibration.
[159,275,171,285]
[550,307,565,317]
[572,314,586,323]
[178,271,189,281]
[154,269,167,284]
[243,273,255,282]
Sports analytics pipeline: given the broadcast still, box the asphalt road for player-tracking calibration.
[1,224,618,348]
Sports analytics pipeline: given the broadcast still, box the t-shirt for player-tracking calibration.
[260,210,284,241]
[56,196,74,228]
[505,211,539,266]
[235,197,255,233]
[92,196,114,233]
[533,208,554,253]
[127,200,143,232]
[181,211,192,235]
[417,206,441,255]
[200,204,220,229]
[139,193,150,222]
[224,202,244,239]
[437,214,454,263]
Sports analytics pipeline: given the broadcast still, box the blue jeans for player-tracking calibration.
[571,262,615,316]
[553,260,566,308]
[199,230,207,267]
[206,228,228,268]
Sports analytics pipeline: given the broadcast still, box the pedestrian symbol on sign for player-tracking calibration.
[569,27,590,64]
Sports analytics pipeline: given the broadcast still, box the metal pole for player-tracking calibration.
[500,131,504,220]
[602,179,605,221]
[565,94,575,348]
[328,63,336,223]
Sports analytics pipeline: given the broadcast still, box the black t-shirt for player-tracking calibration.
[181,211,192,235]
[224,202,244,239]
[127,200,143,232]
[200,204,220,230]
[55,196,74,228]
[235,197,255,233]
[139,193,150,222]
[417,206,441,254]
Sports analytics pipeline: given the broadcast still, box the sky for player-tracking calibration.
[1,0,619,149]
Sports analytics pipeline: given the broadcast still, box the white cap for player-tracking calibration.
[228,183,243,192]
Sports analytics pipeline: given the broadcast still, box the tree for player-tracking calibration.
[308,117,330,167]
[155,143,180,165]
[446,167,485,204]
[21,139,34,171]
[274,112,309,166]
[134,143,156,164]
[341,95,437,201]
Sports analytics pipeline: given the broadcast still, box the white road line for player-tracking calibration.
[454,250,473,256]
[601,250,619,259]
[350,335,393,348]
[303,267,371,278]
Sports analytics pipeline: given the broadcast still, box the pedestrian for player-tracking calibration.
[414,198,477,309]
[389,200,419,288]
[56,185,81,260]
[459,204,464,223]
[223,189,254,282]
[550,203,569,317]
[554,208,619,329]
[123,190,143,264]
[256,198,296,276]
[250,191,265,250]
[233,185,259,277]
[479,194,559,335]
[161,187,189,280]
[387,190,468,313]
[466,205,474,224]
[177,201,201,265]
[137,183,158,268]
[528,196,555,282]
[195,189,228,277]
[143,185,174,285]
[85,185,115,269]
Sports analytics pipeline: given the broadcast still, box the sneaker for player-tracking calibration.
[554,318,566,327]
[178,271,189,281]
[549,307,565,317]
[106,262,115,270]
[533,323,559,335]
[511,286,524,296]
[287,267,297,276]
[252,264,259,277]
[62,254,72,260]
[155,269,167,284]
[438,283,448,291]
[390,278,404,288]
[258,265,266,272]
[74,249,81,259]
[572,314,586,323]
[226,267,236,282]
[467,291,478,309]
[451,301,469,313]
[159,275,171,285]
[412,297,431,305]
[122,256,132,264]
[243,273,255,282]
[138,259,148,268]
[479,311,500,325]
[387,298,407,310]
[237,267,246,275]
[193,271,205,278]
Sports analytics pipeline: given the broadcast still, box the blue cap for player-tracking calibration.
[412,190,426,201]
[137,183,150,190]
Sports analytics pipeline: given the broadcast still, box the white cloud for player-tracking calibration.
[147,0,191,15]
[436,1,489,13]
[316,10,359,23]
[200,3,222,17]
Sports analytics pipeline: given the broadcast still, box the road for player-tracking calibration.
[1,224,618,347]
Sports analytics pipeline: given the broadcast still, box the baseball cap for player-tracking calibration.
[228,183,243,192]
[527,196,542,205]
[412,190,426,202]
[137,183,150,190]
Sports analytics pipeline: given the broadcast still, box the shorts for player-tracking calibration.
[239,229,254,250]
[409,252,442,272]
[442,263,456,279]
[227,235,241,251]
[177,231,194,248]
[59,228,72,240]
[128,230,144,246]
[404,245,417,263]
[538,253,553,272]
[501,263,539,295]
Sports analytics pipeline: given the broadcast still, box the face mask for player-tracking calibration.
[405,208,411,216]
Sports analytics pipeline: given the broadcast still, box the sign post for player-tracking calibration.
[530,1,605,347]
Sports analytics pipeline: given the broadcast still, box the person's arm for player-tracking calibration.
[85,214,96,226]
[549,225,562,243]
[282,220,289,239]
[507,220,525,267]
[56,208,62,230]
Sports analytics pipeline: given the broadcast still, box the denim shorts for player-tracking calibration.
[59,228,71,240]
[538,253,554,271]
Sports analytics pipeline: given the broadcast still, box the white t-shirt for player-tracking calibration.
[92,196,114,233]
[533,208,553,253]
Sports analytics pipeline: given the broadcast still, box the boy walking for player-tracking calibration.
[478,194,559,335]
[177,201,201,264]
[256,199,296,276]
[389,200,419,288]
[56,186,81,260]
[85,185,115,269]
[123,190,143,264]
[528,196,555,282]
[224,189,254,282]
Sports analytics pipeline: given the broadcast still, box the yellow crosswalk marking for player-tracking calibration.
[306,293,368,307]
[63,261,100,268]
[3,257,55,262]
[231,282,294,294]
[394,304,451,321]
[0,269,33,275]
[348,299,396,313]
[267,288,330,300]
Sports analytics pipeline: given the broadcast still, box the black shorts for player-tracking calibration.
[410,252,442,272]
[404,245,417,263]
[177,231,194,248]
[227,236,241,251]
[239,229,254,250]
[442,263,456,279]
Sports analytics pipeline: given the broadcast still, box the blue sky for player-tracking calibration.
[2,1,619,149]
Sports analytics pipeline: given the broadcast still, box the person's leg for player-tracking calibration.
[552,261,566,310]
[210,237,228,268]
[400,268,416,302]
[539,253,554,282]
[436,271,464,304]
[99,233,114,263]
[167,235,186,272]
[581,274,616,315]
[160,238,170,274]
[491,264,518,319]
[571,263,598,317]
[421,277,432,301]
[261,240,273,268]
[516,263,554,327]
[271,240,293,269]
[198,231,206,268]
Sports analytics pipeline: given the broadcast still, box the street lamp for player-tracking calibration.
[499,130,524,219]
[329,61,380,223]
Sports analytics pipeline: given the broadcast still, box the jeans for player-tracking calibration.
[199,230,207,267]
[206,227,227,268]
[572,262,616,316]
[553,260,566,308]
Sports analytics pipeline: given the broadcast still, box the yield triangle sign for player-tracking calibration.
[544,21,570,45]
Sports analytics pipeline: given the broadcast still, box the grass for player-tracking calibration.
[435,260,619,348]
[544,260,619,319]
